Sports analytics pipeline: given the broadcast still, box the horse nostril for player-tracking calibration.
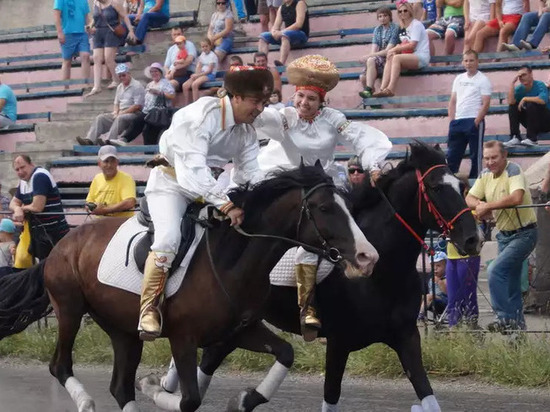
[356,252,375,268]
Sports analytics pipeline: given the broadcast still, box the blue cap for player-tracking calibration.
[0,218,15,233]
[115,63,130,74]
[433,251,447,263]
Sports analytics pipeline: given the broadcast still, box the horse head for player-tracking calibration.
[231,165,379,277]
[408,141,480,256]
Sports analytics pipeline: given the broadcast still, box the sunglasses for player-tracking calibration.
[348,168,364,174]
[216,1,226,4]
[398,9,410,14]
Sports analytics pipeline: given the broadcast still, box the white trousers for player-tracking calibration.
[144,168,191,268]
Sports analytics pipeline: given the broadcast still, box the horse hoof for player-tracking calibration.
[79,398,96,412]
[226,388,266,412]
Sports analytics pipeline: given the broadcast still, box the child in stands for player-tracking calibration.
[181,39,219,105]
[267,89,285,110]
[418,251,448,319]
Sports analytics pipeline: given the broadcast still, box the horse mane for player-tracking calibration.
[350,141,446,211]
[228,165,333,221]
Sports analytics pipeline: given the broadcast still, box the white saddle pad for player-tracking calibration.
[97,215,205,297]
[269,248,335,287]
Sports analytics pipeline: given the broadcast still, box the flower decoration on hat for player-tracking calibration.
[287,55,340,101]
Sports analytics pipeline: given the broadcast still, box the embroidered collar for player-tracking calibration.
[299,110,321,124]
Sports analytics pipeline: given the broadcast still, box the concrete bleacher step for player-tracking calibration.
[15,140,74,153]
[34,120,91,143]
[52,111,106,122]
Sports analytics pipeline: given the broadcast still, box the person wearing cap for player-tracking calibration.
[137,65,274,340]
[418,251,448,320]
[85,145,137,217]
[76,63,145,146]
[254,55,391,340]
[10,154,70,261]
[167,35,197,92]
[347,155,368,188]
[0,218,15,269]
[164,26,198,84]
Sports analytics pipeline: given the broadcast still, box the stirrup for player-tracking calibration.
[138,304,164,341]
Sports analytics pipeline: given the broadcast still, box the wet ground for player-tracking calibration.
[1,361,550,412]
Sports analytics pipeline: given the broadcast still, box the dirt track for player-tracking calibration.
[1,361,549,411]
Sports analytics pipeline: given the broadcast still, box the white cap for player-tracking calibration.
[98,145,118,161]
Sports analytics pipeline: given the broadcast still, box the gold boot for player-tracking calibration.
[295,263,321,342]
[138,251,168,341]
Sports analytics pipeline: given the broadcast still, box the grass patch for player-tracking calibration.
[2,323,550,388]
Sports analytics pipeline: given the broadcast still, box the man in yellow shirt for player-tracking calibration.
[466,140,537,332]
[85,145,136,218]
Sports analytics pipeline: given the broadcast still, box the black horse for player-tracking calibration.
[144,142,480,411]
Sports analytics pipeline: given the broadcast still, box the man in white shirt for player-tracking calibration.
[447,49,492,178]
[164,25,198,80]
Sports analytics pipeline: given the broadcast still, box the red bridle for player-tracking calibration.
[382,164,470,256]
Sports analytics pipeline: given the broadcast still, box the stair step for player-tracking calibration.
[15,139,74,152]
[52,111,104,121]
[34,120,92,142]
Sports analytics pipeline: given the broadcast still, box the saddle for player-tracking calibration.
[131,197,205,275]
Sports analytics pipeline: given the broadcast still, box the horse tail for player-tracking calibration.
[0,260,51,340]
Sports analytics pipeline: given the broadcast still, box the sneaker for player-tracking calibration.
[503,136,521,147]
[109,138,128,147]
[76,136,94,145]
[502,43,520,52]
[359,89,373,99]
[486,320,507,333]
[520,138,538,147]
[520,40,533,51]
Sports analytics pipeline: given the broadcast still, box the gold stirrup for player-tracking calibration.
[138,251,168,341]
[295,263,321,342]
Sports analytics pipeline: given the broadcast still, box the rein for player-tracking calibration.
[376,164,469,255]
[203,182,343,329]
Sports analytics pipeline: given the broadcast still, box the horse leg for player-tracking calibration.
[322,339,350,412]
[226,321,294,412]
[48,297,95,412]
[138,340,201,412]
[160,339,235,397]
[109,330,144,411]
[391,329,441,412]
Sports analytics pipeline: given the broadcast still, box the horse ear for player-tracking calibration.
[434,143,441,151]
[300,157,305,169]
[314,159,323,170]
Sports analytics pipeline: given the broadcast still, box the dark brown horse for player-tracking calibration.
[0,164,378,412]
[156,142,481,412]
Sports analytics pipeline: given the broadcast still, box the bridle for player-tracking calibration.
[233,182,343,263]
[378,163,470,255]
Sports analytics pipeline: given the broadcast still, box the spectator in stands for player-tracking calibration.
[0,184,10,211]
[503,0,550,51]
[267,89,285,109]
[258,0,310,66]
[427,0,465,56]
[10,155,70,260]
[473,0,528,52]
[207,0,235,63]
[229,55,244,67]
[447,50,492,178]
[128,0,170,45]
[467,140,537,332]
[231,0,248,22]
[0,77,17,128]
[504,65,550,147]
[124,0,141,15]
[358,6,400,98]
[463,0,495,52]
[0,218,15,269]
[182,39,218,106]
[423,0,438,23]
[258,0,282,33]
[85,145,136,217]
[373,0,430,98]
[86,0,136,98]
[76,64,145,145]
[418,251,448,319]
[411,0,426,20]
[53,0,92,82]
[164,26,198,88]
[167,35,197,92]
[347,155,368,188]
[253,52,282,92]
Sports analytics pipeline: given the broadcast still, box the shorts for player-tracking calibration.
[427,16,465,38]
[363,55,387,77]
[215,36,233,54]
[93,27,121,49]
[259,30,308,46]
[469,12,491,23]
[60,32,91,60]
[258,0,282,14]
[486,14,522,30]
[174,70,192,87]
[415,52,430,69]
[201,72,216,82]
